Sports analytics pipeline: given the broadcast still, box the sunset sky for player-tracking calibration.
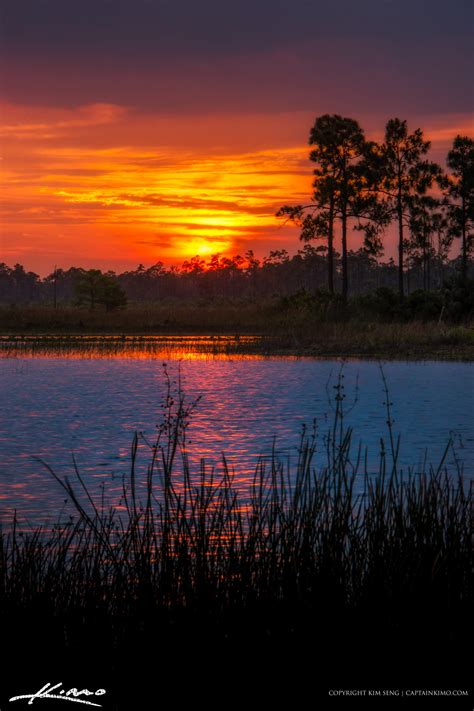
[1,0,472,275]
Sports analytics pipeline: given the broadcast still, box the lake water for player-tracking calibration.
[0,348,472,524]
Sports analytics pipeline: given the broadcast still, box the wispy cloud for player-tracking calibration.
[0,103,127,140]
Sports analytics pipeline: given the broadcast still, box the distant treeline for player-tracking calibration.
[0,249,472,307]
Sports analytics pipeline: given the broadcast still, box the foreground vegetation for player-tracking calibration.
[1,383,472,705]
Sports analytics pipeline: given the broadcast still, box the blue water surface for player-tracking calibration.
[0,356,472,523]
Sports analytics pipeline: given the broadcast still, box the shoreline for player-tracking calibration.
[1,331,473,361]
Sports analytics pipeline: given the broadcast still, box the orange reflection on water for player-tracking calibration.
[0,335,302,361]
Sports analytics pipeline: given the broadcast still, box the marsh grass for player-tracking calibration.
[1,323,474,360]
[0,334,270,359]
[0,302,272,334]
[1,302,474,359]
[1,374,471,665]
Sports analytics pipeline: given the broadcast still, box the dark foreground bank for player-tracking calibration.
[1,391,472,709]
[0,382,473,710]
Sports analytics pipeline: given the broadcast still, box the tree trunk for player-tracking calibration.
[437,233,443,288]
[423,237,427,291]
[53,266,57,309]
[426,231,431,291]
[397,183,404,300]
[327,200,334,294]
[461,195,467,281]
[341,207,348,302]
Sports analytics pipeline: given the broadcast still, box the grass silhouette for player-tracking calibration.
[0,373,471,706]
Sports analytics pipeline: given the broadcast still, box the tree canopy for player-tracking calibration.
[74,270,127,311]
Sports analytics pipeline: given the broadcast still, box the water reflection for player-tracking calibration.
[0,335,272,360]
[0,352,472,525]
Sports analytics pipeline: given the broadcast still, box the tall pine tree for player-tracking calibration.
[445,136,474,280]
[375,119,441,300]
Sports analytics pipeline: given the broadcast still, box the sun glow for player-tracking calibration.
[179,238,233,258]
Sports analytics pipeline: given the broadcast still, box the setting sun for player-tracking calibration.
[178,237,233,258]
